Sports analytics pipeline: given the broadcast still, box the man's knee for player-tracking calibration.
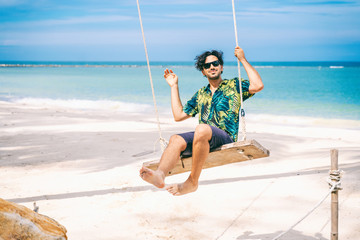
[169,134,187,151]
[194,124,212,142]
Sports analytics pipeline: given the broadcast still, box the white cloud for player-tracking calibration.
[164,11,232,20]
[137,0,214,5]
[0,0,25,7]
[0,30,143,46]
[40,15,134,26]
[0,15,135,29]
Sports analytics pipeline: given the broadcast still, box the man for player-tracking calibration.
[140,46,264,196]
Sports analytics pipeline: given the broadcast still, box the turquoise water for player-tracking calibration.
[1,62,359,120]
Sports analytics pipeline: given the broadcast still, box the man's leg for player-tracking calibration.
[166,124,212,195]
[140,134,187,188]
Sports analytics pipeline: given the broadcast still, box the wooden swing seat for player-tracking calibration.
[143,139,270,176]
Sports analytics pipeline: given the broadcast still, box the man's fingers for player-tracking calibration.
[164,68,170,78]
[164,69,175,80]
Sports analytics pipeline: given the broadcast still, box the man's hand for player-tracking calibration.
[234,47,264,93]
[164,68,178,87]
[163,68,190,121]
[234,46,246,62]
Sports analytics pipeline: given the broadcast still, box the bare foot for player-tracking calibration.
[139,167,165,188]
[165,178,198,196]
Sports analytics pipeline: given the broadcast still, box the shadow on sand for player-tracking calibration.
[7,161,358,204]
[236,230,327,240]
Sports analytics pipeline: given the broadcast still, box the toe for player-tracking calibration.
[165,185,178,195]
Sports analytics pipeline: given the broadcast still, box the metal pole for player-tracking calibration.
[330,149,339,240]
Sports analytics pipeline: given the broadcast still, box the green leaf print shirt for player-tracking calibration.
[183,78,254,142]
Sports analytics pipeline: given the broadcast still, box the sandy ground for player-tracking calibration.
[0,100,359,240]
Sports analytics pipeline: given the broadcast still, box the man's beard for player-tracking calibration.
[206,71,221,80]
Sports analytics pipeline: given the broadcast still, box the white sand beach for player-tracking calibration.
[0,100,359,240]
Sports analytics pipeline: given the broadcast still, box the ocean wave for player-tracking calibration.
[0,64,198,69]
[0,64,153,68]
[1,63,356,69]
[254,66,274,69]
[11,98,154,113]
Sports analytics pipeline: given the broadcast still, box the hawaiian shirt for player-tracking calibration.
[183,77,253,142]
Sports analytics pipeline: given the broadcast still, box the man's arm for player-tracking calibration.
[164,69,191,122]
[234,46,264,94]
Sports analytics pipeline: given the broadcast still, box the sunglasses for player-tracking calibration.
[203,60,220,69]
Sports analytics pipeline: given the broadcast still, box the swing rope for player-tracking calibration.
[137,0,247,147]
[231,0,247,141]
[136,0,168,152]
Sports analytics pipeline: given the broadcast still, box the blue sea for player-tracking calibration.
[1,61,359,120]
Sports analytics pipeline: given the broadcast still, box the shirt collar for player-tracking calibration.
[204,84,211,93]
[204,79,228,93]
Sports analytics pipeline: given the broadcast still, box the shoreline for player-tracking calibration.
[2,99,360,125]
[1,61,360,67]
[1,100,359,239]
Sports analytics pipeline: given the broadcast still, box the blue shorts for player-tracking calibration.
[177,125,233,158]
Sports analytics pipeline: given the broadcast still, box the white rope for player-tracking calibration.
[136,0,168,152]
[271,173,343,240]
[231,0,246,141]
[154,137,169,153]
[216,181,274,240]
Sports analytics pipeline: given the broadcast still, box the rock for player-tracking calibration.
[0,198,67,240]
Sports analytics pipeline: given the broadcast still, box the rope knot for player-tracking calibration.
[159,137,169,152]
[327,170,344,192]
[153,137,169,153]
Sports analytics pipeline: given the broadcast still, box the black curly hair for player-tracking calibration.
[194,50,224,71]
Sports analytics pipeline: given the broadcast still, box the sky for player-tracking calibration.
[0,0,360,62]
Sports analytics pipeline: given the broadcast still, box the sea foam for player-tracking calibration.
[13,98,154,113]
